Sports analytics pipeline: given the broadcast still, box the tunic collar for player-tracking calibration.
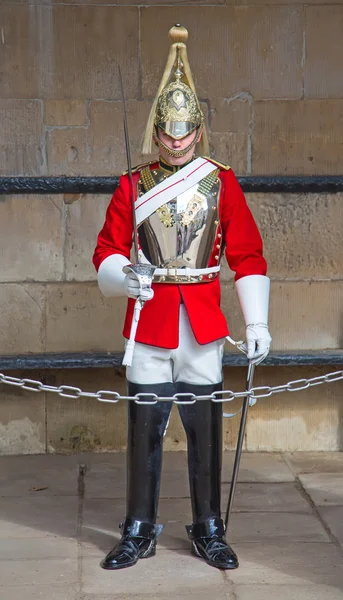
[159,156,194,174]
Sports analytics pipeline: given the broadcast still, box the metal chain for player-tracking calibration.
[0,370,342,405]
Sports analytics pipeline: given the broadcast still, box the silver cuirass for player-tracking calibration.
[137,165,222,283]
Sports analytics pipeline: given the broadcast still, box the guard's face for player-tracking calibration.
[156,128,200,166]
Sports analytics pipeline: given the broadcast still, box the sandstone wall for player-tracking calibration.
[0,1,342,454]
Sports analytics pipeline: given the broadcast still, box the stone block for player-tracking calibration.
[0,372,45,455]
[220,280,343,351]
[45,100,87,126]
[210,132,248,175]
[236,585,343,600]
[0,538,78,561]
[0,5,139,100]
[228,542,343,586]
[269,281,343,351]
[286,452,343,475]
[87,99,156,173]
[298,473,343,506]
[45,282,127,352]
[0,6,41,98]
[0,588,78,600]
[0,453,79,496]
[245,366,343,452]
[141,7,303,100]
[246,193,343,280]
[46,126,89,176]
[305,7,343,99]
[0,284,45,354]
[223,451,294,483]
[47,100,157,176]
[318,507,343,546]
[211,97,251,134]
[83,451,126,498]
[0,195,64,282]
[0,559,77,586]
[0,496,77,539]
[209,97,250,169]
[252,100,343,175]
[46,368,127,453]
[0,100,43,175]
[65,194,111,282]
[223,482,311,513]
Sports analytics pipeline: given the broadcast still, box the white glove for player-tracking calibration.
[97,254,130,297]
[235,275,272,364]
[123,271,154,301]
[246,323,272,361]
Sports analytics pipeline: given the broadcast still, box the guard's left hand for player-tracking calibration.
[245,323,272,363]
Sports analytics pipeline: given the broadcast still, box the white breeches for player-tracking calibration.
[126,305,225,385]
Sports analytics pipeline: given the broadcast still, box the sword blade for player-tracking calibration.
[224,361,255,529]
[118,65,139,263]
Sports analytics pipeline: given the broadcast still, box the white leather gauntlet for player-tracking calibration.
[97,254,131,297]
[235,275,272,363]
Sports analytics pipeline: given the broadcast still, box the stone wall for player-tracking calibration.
[0,1,342,454]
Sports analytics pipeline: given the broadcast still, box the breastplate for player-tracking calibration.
[137,165,221,272]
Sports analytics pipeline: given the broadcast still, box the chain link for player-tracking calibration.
[0,370,342,404]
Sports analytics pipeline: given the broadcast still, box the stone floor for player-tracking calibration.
[0,451,343,599]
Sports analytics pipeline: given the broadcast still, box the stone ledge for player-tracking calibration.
[0,350,342,371]
[1,175,343,194]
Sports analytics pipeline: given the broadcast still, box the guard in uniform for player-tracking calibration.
[93,25,272,570]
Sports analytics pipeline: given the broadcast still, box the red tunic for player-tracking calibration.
[93,160,267,349]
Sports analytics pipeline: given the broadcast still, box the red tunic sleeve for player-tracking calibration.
[219,169,267,281]
[92,174,137,272]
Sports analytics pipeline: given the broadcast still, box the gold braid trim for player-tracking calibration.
[198,168,220,195]
[140,166,157,192]
[122,160,157,176]
[203,157,231,171]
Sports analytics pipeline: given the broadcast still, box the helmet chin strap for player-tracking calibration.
[155,127,203,158]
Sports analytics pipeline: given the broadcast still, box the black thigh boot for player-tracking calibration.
[177,382,238,570]
[100,382,173,570]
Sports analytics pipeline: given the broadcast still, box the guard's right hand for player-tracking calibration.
[123,271,154,301]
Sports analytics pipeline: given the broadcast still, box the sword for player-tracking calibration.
[118,65,139,264]
[118,65,156,367]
